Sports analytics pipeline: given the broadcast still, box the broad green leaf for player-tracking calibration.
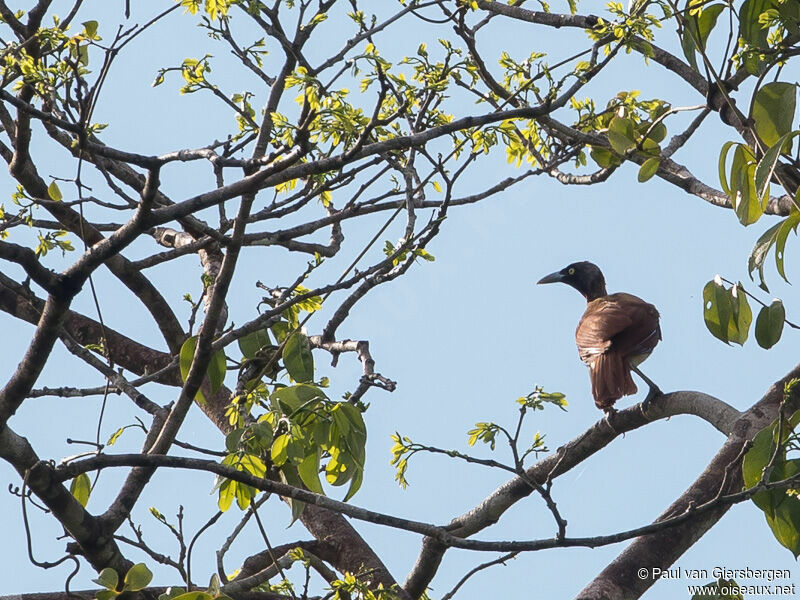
[343,466,363,502]
[775,211,800,282]
[752,82,797,147]
[731,145,762,225]
[70,473,91,507]
[271,433,290,466]
[179,336,196,383]
[589,146,621,168]
[282,332,314,383]
[753,132,798,201]
[179,336,206,403]
[169,593,214,600]
[82,20,98,38]
[158,587,187,600]
[96,591,117,600]
[683,3,725,71]
[740,0,776,51]
[207,349,226,394]
[93,568,119,590]
[702,279,732,343]
[718,141,737,196]
[123,563,153,592]
[637,157,660,182]
[644,122,667,144]
[271,384,326,416]
[755,300,785,349]
[298,451,324,494]
[238,453,266,478]
[225,429,243,453]
[726,285,752,345]
[238,328,270,359]
[271,321,291,342]
[748,220,782,291]
[235,480,256,510]
[217,478,236,512]
[765,496,800,558]
[695,4,724,50]
[47,181,62,201]
[606,116,636,154]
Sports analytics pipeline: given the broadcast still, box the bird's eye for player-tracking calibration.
[568,268,575,275]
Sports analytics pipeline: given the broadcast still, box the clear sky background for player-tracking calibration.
[1,1,799,599]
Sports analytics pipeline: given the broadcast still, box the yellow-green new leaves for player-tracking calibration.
[69,472,91,507]
[47,181,62,201]
[216,453,266,511]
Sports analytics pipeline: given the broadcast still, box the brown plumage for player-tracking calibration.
[538,262,662,412]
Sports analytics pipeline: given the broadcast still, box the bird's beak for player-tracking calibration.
[537,271,564,285]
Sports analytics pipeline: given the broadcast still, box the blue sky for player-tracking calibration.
[1,2,799,599]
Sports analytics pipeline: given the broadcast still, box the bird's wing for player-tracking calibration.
[575,293,660,363]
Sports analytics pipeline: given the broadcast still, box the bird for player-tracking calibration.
[537,261,662,415]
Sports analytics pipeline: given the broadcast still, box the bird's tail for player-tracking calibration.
[590,352,637,411]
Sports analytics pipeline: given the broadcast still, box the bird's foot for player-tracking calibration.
[603,407,619,434]
[640,385,663,415]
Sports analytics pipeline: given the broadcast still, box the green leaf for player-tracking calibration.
[718,141,736,196]
[637,157,660,182]
[752,82,797,147]
[695,4,724,50]
[82,20,98,38]
[93,568,119,591]
[96,591,118,600]
[168,593,214,600]
[606,116,636,154]
[107,427,125,446]
[123,563,153,592]
[702,279,732,344]
[271,433,290,466]
[726,284,752,346]
[70,472,91,507]
[748,220,782,291]
[238,328,270,359]
[298,451,324,494]
[589,146,621,168]
[271,321,291,342]
[775,211,800,282]
[47,181,62,201]
[207,349,226,394]
[179,336,196,383]
[158,587,187,600]
[271,384,327,416]
[282,332,314,383]
[729,144,762,226]
[343,466,363,502]
[755,300,785,349]
[217,478,236,512]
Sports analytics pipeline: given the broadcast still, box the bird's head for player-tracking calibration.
[537,261,607,301]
